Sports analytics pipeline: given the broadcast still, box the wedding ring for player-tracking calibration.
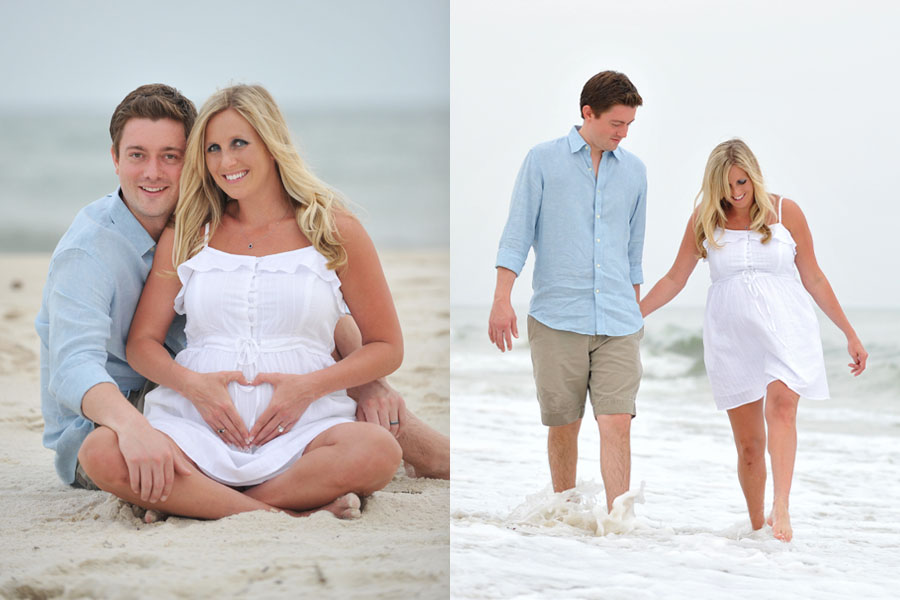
[217,428,225,434]
[277,425,285,433]
[389,420,400,425]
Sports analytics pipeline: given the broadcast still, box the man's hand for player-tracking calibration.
[350,378,406,437]
[488,298,518,352]
[117,423,193,504]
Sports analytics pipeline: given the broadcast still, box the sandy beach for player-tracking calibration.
[0,250,449,599]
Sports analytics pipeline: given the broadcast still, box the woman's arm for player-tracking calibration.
[639,215,701,317]
[126,228,252,447]
[250,213,403,444]
[334,314,407,436]
[782,198,867,375]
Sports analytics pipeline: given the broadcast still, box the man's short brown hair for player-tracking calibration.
[109,84,197,157]
[579,71,642,119]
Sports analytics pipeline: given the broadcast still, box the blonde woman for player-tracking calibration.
[120,84,403,519]
[640,139,867,542]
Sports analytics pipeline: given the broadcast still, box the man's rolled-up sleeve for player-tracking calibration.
[628,173,647,285]
[496,149,543,276]
[45,249,117,418]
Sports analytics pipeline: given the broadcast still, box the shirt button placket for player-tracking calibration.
[594,181,603,332]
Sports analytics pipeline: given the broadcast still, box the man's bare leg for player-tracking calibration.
[596,414,631,512]
[396,408,449,479]
[78,426,276,519]
[764,380,799,542]
[245,422,401,512]
[727,399,767,531]
[548,419,581,492]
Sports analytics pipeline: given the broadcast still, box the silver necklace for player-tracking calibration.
[246,211,293,249]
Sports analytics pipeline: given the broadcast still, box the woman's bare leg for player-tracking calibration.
[764,380,800,542]
[78,426,276,519]
[244,422,402,514]
[726,399,767,530]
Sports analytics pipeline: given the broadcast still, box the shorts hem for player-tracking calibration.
[541,408,585,427]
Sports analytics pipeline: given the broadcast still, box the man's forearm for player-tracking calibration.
[493,267,517,304]
[81,382,147,435]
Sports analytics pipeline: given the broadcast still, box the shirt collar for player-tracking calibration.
[108,187,157,256]
[568,125,623,160]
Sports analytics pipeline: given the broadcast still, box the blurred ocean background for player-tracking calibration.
[0,109,448,253]
[451,304,900,598]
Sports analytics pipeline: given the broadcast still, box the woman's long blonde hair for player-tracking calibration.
[173,84,347,269]
[693,138,776,258]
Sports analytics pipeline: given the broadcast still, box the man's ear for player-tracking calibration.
[111,144,119,174]
[582,105,594,121]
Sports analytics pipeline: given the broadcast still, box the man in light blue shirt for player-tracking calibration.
[36,84,198,493]
[489,71,646,511]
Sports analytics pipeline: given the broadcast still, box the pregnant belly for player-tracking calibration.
[228,382,274,432]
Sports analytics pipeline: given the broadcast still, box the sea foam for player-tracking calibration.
[506,481,646,536]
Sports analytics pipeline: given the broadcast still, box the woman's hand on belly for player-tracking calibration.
[182,370,253,449]
[247,372,322,446]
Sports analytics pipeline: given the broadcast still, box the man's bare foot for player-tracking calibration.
[319,493,362,520]
[768,503,792,542]
[144,509,168,524]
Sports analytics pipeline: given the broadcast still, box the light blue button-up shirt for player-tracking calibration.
[496,126,647,336]
[35,190,186,484]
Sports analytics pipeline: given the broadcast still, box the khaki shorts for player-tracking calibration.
[528,315,642,426]
[71,381,157,490]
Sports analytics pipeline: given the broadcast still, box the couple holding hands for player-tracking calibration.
[489,70,867,542]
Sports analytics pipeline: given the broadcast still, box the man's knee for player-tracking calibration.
[547,418,582,445]
[596,413,631,437]
[77,426,126,488]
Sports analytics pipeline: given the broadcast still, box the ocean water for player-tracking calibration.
[0,109,448,251]
[450,305,900,599]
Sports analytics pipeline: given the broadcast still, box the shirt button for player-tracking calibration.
[595,289,599,293]
[596,238,601,242]
[596,264,601,268]
[596,214,600,218]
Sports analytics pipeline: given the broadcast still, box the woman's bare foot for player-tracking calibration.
[768,502,792,542]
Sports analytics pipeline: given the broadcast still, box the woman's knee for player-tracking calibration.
[342,423,402,492]
[735,434,766,465]
[766,383,799,422]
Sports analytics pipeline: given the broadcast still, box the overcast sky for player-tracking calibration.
[451,0,899,309]
[1,0,447,111]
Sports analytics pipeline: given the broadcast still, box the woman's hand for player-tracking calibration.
[183,370,252,448]
[249,372,320,446]
[847,336,868,376]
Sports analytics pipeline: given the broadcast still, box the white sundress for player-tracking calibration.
[703,198,829,410]
[143,235,356,487]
